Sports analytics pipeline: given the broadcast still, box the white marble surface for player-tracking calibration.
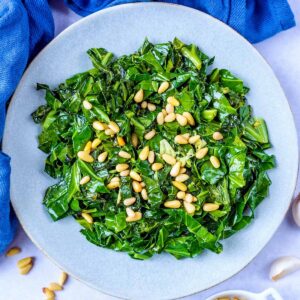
[1,1,300,299]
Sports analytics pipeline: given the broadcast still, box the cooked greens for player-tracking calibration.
[32,38,275,259]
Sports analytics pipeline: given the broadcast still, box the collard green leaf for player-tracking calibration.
[243,118,269,144]
[72,116,93,153]
[142,176,164,207]
[43,181,69,221]
[201,161,226,185]
[245,172,271,211]
[105,212,127,233]
[219,69,244,93]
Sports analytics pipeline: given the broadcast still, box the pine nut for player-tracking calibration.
[139,146,149,160]
[170,161,181,177]
[144,129,156,140]
[126,207,135,217]
[84,141,92,153]
[177,191,186,200]
[141,188,148,200]
[80,176,90,185]
[124,197,136,206]
[182,112,195,126]
[182,133,190,139]
[118,151,131,159]
[58,272,68,286]
[98,151,108,162]
[42,287,55,299]
[210,156,221,168]
[132,181,142,193]
[130,170,142,182]
[212,131,223,140]
[184,201,196,214]
[117,136,126,146]
[165,103,174,114]
[49,282,63,291]
[126,212,142,222]
[158,81,170,94]
[164,200,181,208]
[175,174,189,182]
[176,114,188,126]
[82,212,93,224]
[140,182,145,187]
[6,247,21,257]
[162,109,167,116]
[203,203,220,212]
[108,121,120,133]
[134,89,144,103]
[107,181,120,189]
[193,196,197,202]
[19,263,33,275]
[111,176,120,182]
[152,163,164,171]
[157,112,164,125]
[141,101,148,109]
[120,169,130,177]
[148,103,156,112]
[148,151,155,164]
[93,121,106,131]
[131,133,138,147]
[118,192,122,206]
[196,147,208,159]
[105,128,115,136]
[164,112,176,122]
[189,135,200,144]
[17,257,32,268]
[167,96,180,106]
[162,154,176,165]
[116,163,129,172]
[91,138,101,149]
[184,193,194,203]
[172,181,187,191]
[83,100,92,110]
[179,167,187,174]
[174,135,188,144]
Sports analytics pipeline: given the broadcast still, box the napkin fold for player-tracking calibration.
[0,0,295,254]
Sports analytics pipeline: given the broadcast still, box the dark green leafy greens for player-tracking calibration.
[32,38,275,260]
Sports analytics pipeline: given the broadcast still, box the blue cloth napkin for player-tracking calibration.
[0,0,54,254]
[0,0,295,255]
[65,0,296,43]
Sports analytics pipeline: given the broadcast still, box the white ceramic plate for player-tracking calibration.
[3,3,298,299]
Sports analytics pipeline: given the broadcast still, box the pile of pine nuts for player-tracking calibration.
[77,81,224,223]
[5,246,69,299]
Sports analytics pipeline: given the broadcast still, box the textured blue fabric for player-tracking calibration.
[64,0,295,43]
[0,0,54,254]
[0,0,295,254]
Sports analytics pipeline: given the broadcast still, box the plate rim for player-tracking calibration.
[3,2,299,299]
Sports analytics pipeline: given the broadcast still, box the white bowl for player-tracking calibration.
[206,288,283,300]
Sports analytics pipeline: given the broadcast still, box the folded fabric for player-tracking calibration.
[64,0,295,43]
[0,0,54,254]
[0,0,295,255]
